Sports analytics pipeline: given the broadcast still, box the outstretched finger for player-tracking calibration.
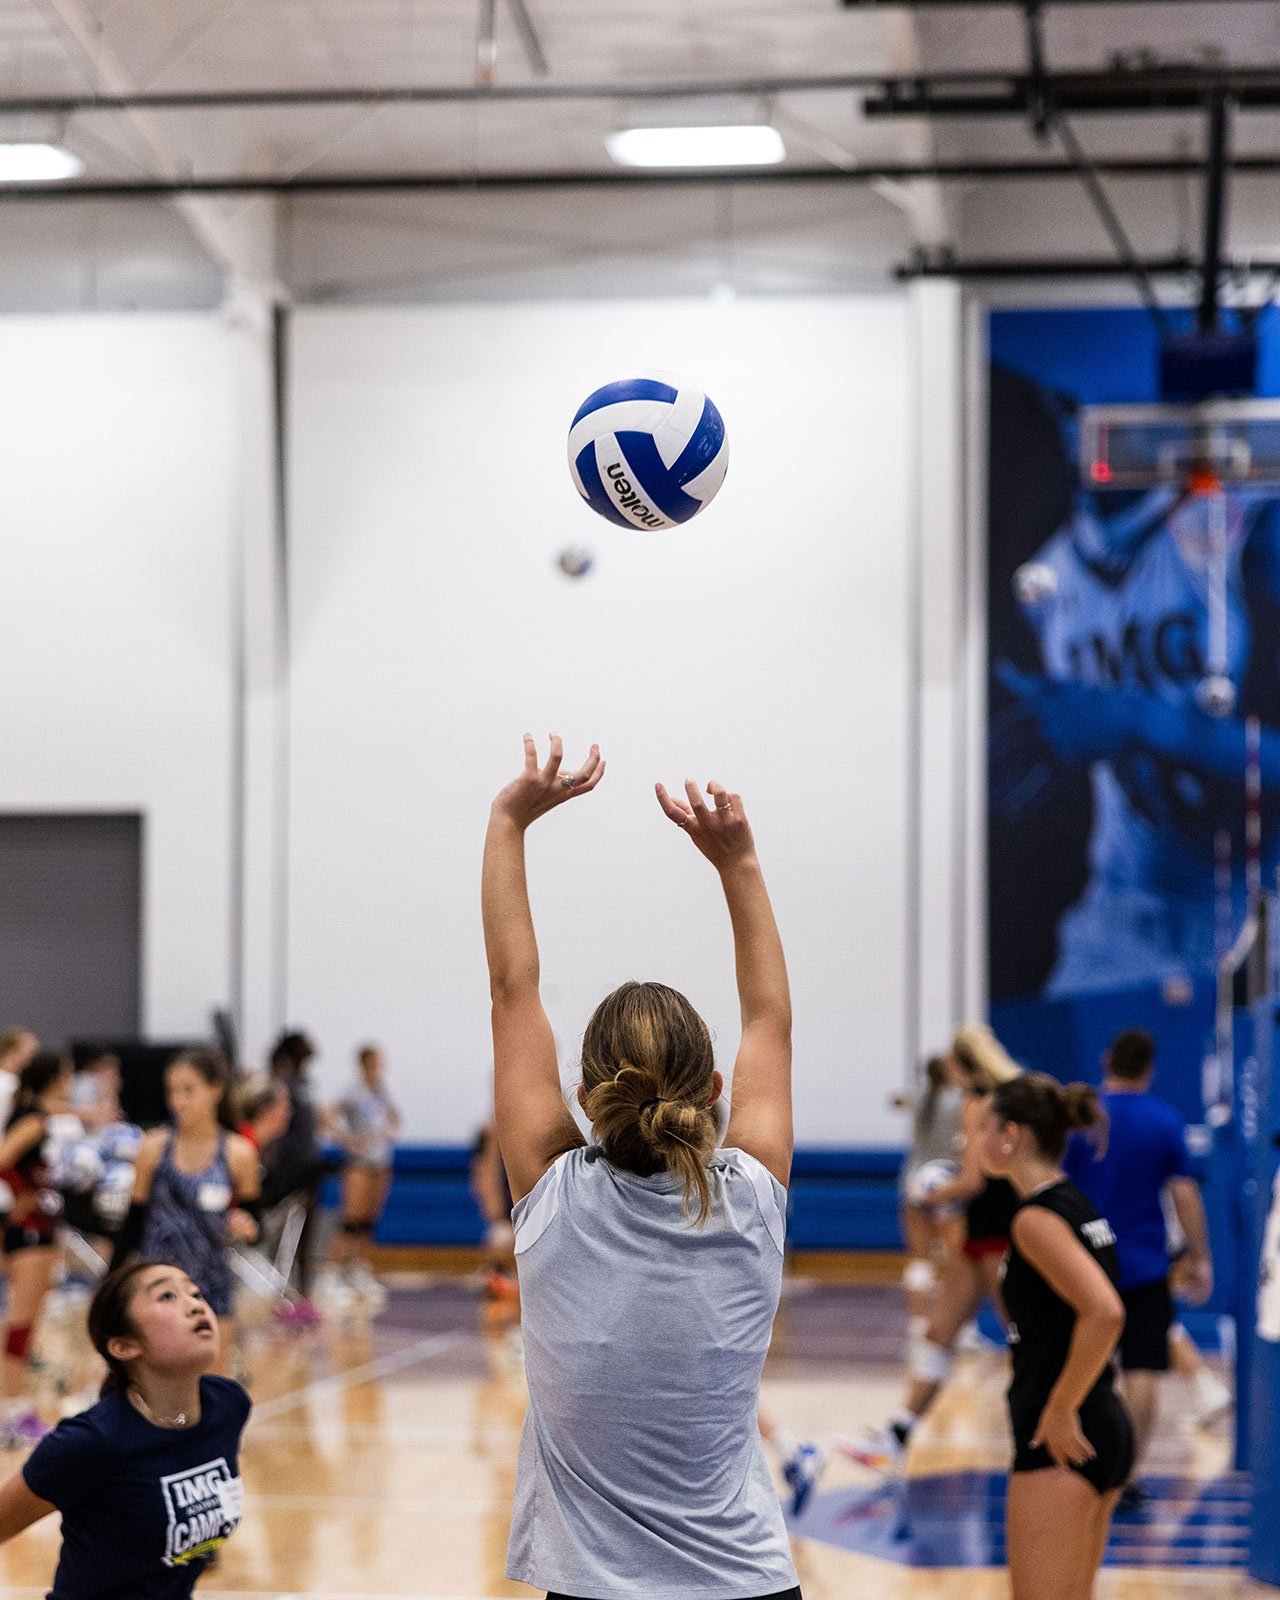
[656,783,694,826]
[522,732,538,773]
[683,779,712,822]
[707,781,733,817]
[574,744,602,786]
[542,733,563,782]
[575,758,606,795]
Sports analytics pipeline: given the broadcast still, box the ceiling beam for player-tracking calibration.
[6,153,1280,199]
[866,70,1280,116]
[4,65,1280,117]
[897,253,1279,277]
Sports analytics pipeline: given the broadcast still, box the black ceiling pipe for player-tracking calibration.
[896,253,1278,277]
[3,65,1280,118]
[2,153,1280,200]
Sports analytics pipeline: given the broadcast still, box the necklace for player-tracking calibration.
[129,1386,190,1429]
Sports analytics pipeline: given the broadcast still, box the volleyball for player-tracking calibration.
[905,1158,958,1211]
[52,1139,105,1194]
[567,371,728,531]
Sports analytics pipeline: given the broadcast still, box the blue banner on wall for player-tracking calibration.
[987,308,1280,1049]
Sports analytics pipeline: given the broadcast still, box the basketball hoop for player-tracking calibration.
[1187,467,1226,499]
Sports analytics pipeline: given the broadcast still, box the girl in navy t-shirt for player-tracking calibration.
[0,1259,250,1598]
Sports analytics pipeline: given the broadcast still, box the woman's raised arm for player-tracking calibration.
[483,734,603,1203]
[656,779,793,1188]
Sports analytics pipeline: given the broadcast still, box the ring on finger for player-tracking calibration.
[560,774,580,789]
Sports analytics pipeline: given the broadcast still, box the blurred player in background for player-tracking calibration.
[895,1055,967,1350]
[1064,1028,1214,1506]
[0,1052,73,1447]
[329,1045,400,1292]
[471,1118,517,1309]
[0,1032,37,1136]
[115,1050,262,1373]
[68,1046,122,1134]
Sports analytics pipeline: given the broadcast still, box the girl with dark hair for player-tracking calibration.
[976,1072,1131,1600]
[0,1260,249,1595]
[482,736,800,1600]
[115,1051,261,1371]
[0,1051,73,1448]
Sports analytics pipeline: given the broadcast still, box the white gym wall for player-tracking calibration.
[286,295,915,1144]
[0,290,971,1148]
[0,314,237,1035]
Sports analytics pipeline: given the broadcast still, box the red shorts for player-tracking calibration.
[963,1235,1009,1260]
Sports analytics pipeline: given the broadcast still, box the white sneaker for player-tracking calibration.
[1188,1373,1233,1429]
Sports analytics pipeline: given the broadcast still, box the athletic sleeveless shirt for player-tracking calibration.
[1001,1178,1121,1425]
[507,1144,798,1600]
[966,1175,1019,1243]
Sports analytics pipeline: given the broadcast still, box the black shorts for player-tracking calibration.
[1011,1389,1134,1495]
[547,1592,802,1600]
[1119,1276,1174,1372]
[3,1217,58,1256]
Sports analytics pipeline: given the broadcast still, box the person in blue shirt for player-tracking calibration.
[0,1258,250,1598]
[1063,1028,1213,1503]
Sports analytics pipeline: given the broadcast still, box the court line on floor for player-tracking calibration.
[250,1332,467,1421]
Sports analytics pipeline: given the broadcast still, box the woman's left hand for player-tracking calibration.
[491,734,605,829]
[227,1208,259,1244]
[1031,1400,1094,1468]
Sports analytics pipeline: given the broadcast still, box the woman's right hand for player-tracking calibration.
[1031,1399,1094,1468]
[491,734,605,830]
[655,779,757,872]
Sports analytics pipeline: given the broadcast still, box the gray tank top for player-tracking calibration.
[906,1084,965,1172]
[506,1144,798,1600]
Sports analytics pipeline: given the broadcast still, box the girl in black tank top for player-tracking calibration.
[977,1074,1133,1600]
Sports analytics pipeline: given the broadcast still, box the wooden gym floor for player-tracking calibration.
[0,1268,1270,1599]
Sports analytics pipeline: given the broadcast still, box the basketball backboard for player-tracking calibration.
[1079,398,1280,491]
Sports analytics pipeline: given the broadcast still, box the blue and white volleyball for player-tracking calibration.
[568,371,728,531]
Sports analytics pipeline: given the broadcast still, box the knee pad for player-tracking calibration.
[5,1325,31,1361]
[903,1259,936,1295]
[908,1339,954,1386]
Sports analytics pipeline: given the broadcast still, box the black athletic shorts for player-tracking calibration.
[3,1216,58,1256]
[1011,1389,1134,1495]
[1119,1276,1174,1372]
[547,1590,802,1600]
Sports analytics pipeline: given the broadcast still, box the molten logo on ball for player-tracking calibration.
[604,463,664,528]
[568,371,729,531]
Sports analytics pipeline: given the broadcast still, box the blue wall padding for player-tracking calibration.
[321,1145,908,1250]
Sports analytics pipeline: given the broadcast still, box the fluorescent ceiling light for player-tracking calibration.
[0,143,84,182]
[606,125,785,169]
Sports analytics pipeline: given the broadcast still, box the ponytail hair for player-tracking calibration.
[169,1047,237,1133]
[990,1071,1108,1162]
[88,1259,172,1398]
[918,1056,948,1134]
[580,981,719,1226]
